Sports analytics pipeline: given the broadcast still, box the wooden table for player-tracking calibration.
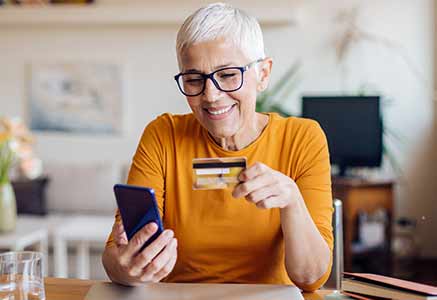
[44,277,331,300]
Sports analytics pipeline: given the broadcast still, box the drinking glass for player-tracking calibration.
[0,251,45,300]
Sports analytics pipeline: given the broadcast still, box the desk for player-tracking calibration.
[44,277,331,300]
[332,177,394,272]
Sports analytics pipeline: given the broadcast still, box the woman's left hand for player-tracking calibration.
[232,162,301,209]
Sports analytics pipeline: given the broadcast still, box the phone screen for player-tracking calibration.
[114,184,164,247]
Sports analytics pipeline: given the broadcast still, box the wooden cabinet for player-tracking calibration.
[332,177,394,272]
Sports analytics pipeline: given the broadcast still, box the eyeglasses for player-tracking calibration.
[174,58,264,97]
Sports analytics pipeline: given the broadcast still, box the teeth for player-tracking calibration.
[207,106,233,115]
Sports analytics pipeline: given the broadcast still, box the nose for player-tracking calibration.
[202,77,221,103]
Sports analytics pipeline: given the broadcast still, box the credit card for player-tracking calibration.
[192,157,246,190]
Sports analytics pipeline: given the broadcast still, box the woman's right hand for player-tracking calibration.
[102,221,178,286]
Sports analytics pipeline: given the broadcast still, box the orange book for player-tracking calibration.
[342,272,437,300]
[343,291,390,300]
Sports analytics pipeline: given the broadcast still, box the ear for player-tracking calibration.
[257,57,273,93]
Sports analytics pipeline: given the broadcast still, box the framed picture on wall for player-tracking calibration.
[50,0,94,4]
[28,62,124,135]
[6,0,93,4]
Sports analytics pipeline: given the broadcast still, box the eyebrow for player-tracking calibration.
[184,62,236,73]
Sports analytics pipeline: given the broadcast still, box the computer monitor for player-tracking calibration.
[301,96,383,177]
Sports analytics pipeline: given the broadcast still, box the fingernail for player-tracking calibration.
[165,230,174,238]
[148,223,157,230]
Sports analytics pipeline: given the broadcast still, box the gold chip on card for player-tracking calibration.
[192,157,247,190]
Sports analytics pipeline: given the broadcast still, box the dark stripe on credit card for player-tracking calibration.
[193,162,246,169]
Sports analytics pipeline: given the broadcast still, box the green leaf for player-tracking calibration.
[382,142,404,180]
[258,61,301,108]
[255,101,264,113]
[0,141,13,184]
[256,90,269,106]
[269,104,292,117]
[273,75,300,106]
[269,61,300,98]
[256,60,301,116]
[383,125,407,147]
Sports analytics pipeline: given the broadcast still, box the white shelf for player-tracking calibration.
[0,4,296,27]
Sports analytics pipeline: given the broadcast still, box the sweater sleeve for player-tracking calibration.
[294,120,334,291]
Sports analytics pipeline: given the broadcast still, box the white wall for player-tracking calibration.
[1,0,436,256]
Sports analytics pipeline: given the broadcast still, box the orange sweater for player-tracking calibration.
[106,112,333,290]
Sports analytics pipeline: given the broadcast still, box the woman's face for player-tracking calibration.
[179,38,261,139]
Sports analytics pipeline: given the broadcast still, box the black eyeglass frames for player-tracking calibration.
[174,58,264,97]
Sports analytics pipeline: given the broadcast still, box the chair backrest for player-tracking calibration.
[324,199,344,290]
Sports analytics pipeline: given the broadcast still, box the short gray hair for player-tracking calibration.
[176,3,265,70]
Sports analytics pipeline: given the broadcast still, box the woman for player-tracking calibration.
[102,3,333,292]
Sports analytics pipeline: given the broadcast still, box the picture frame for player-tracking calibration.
[28,62,124,135]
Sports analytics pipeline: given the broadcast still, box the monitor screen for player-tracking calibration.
[301,96,383,175]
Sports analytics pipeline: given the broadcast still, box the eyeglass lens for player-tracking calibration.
[178,68,243,96]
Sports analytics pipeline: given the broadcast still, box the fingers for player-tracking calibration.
[232,162,296,210]
[141,238,178,282]
[113,222,128,247]
[232,171,275,199]
[238,162,269,182]
[128,229,174,277]
[255,195,281,209]
[246,186,278,204]
[151,245,178,282]
[120,223,158,262]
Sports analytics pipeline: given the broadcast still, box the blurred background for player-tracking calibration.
[0,0,435,286]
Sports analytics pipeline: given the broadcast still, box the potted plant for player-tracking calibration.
[0,117,39,232]
[256,61,301,117]
[0,127,17,232]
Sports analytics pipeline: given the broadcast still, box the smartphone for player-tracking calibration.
[113,184,164,250]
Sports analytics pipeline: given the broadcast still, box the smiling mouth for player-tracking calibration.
[204,104,236,116]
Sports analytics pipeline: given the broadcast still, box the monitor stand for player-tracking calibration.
[338,165,347,178]
[335,165,366,181]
